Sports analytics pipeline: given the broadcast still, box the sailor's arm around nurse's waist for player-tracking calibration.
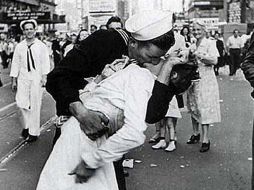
[69,101,109,138]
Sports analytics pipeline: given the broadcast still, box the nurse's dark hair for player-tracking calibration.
[137,29,175,51]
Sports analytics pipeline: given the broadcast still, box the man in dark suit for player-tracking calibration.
[214,32,225,76]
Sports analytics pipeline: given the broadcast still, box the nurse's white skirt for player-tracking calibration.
[165,96,182,119]
[36,117,118,190]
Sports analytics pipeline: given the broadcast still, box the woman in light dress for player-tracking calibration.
[186,22,221,152]
[150,96,182,152]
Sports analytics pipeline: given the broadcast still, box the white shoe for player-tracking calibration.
[165,141,176,152]
[152,139,167,149]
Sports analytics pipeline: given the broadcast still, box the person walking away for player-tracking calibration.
[7,38,16,65]
[214,32,225,76]
[10,19,51,142]
[51,32,61,67]
[186,22,221,152]
[226,29,243,77]
[0,33,8,69]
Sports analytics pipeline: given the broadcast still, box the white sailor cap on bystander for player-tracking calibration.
[20,19,38,30]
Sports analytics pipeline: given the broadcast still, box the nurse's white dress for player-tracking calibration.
[36,64,155,190]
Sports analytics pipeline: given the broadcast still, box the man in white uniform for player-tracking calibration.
[10,19,51,142]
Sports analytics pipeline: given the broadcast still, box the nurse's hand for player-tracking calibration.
[11,78,17,92]
[69,160,96,183]
[69,101,109,140]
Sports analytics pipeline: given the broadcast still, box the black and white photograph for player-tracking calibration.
[0,0,253,189]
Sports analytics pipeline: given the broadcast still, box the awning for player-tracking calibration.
[15,0,40,6]
[0,12,65,24]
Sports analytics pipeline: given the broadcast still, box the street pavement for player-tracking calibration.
[0,66,253,190]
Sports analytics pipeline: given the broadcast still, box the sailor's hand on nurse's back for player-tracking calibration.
[69,101,109,140]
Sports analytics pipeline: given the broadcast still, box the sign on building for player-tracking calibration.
[228,1,241,23]
[3,12,50,22]
[192,18,219,30]
[89,0,115,13]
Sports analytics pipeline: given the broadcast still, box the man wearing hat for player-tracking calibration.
[45,10,185,189]
[10,19,51,142]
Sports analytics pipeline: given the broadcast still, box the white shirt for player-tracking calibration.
[10,38,50,81]
[197,38,219,61]
[226,35,242,49]
[80,64,155,168]
[167,31,187,54]
[241,34,251,46]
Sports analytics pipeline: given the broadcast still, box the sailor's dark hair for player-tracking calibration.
[137,29,175,51]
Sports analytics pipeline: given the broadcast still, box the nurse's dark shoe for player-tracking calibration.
[200,141,210,153]
[21,129,29,139]
[26,135,38,142]
[186,134,200,144]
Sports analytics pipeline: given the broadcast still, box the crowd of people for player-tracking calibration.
[1,9,254,190]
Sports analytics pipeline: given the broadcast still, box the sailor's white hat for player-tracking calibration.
[20,19,38,30]
[125,10,173,41]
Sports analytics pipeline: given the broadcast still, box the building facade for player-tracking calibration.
[0,0,65,34]
[187,0,224,30]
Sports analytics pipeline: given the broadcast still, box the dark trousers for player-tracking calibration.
[229,49,241,75]
[214,57,224,75]
[1,51,8,69]
[53,127,126,190]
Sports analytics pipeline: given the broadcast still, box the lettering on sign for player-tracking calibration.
[228,2,241,23]
[4,12,50,21]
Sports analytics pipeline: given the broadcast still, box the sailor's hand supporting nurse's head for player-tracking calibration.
[69,101,109,140]
[156,56,184,85]
[69,160,96,183]
[167,49,189,64]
